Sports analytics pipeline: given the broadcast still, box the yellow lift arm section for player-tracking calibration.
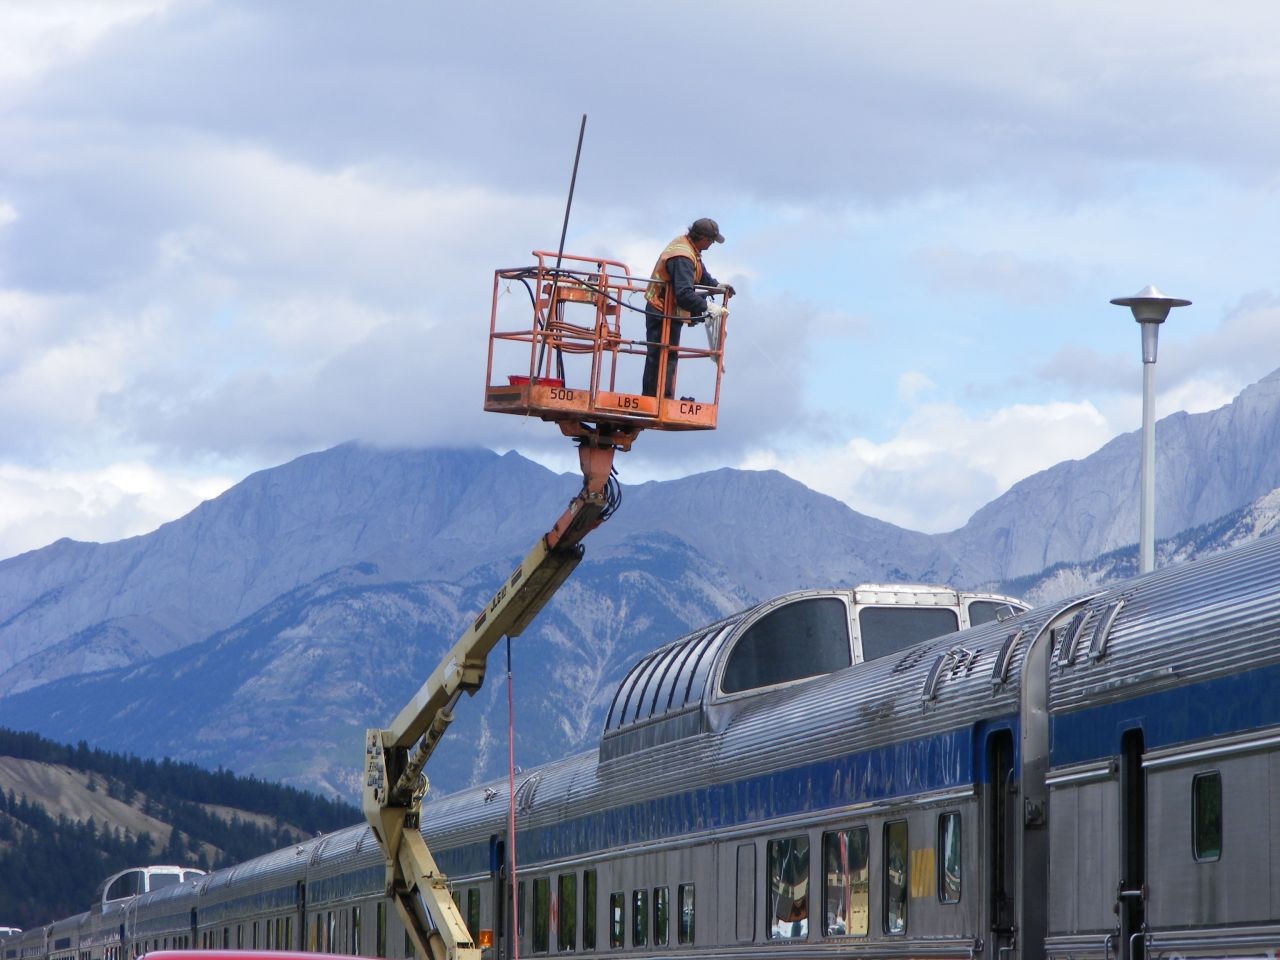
[362,441,627,960]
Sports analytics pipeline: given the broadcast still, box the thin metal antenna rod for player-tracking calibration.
[544,114,587,381]
[555,114,587,273]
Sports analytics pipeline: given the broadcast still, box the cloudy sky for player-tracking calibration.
[2,1,1279,558]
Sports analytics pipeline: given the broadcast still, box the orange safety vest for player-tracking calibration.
[645,235,703,318]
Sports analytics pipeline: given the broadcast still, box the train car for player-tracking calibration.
[45,915,85,960]
[193,843,306,953]
[0,930,24,960]
[8,924,49,960]
[415,581,1054,960]
[81,867,207,960]
[29,542,1280,960]
[1044,534,1280,960]
[129,875,204,955]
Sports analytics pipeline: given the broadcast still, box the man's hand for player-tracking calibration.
[706,302,726,321]
[717,283,736,298]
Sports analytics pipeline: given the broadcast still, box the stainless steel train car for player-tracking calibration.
[5,547,1278,960]
[3,869,205,960]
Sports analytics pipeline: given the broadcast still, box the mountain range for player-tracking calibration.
[1,367,1278,798]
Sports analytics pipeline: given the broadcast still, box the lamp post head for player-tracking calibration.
[1110,284,1192,324]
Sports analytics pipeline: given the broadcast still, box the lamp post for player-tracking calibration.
[1109,285,1191,574]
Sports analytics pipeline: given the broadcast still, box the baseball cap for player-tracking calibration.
[690,218,725,243]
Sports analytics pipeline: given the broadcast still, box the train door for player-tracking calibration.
[986,730,1017,960]
[297,882,306,952]
[1117,729,1146,960]
[1018,624,1051,960]
[491,835,508,960]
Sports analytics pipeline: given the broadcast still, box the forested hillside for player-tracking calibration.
[0,728,359,929]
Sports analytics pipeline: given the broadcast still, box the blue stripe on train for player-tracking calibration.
[1051,660,1280,766]
[434,717,1016,876]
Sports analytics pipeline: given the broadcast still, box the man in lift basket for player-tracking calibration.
[642,217,734,399]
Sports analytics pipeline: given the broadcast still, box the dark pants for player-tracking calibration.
[642,305,682,398]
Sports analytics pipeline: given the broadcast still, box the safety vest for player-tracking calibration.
[645,235,703,318]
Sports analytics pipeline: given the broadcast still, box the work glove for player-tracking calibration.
[706,302,726,321]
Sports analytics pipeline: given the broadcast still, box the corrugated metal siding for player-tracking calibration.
[1051,534,1280,715]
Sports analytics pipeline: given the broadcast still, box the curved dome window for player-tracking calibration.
[721,597,851,695]
[104,869,143,902]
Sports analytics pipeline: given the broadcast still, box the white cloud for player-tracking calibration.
[744,398,1114,533]
[0,460,234,558]
[0,0,171,87]
[897,372,935,404]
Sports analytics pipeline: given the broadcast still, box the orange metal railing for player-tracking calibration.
[484,250,727,444]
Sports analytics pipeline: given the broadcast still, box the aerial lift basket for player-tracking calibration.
[484,250,727,446]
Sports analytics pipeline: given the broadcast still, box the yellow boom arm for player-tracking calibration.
[362,442,624,960]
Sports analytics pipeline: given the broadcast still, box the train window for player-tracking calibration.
[822,826,869,937]
[658,629,714,714]
[326,913,335,953]
[723,598,850,695]
[354,905,364,955]
[518,881,526,939]
[377,902,387,958]
[583,870,597,950]
[991,629,1024,686]
[767,835,810,940]
[285,917,293,951]
[468,890,481,943]
[558,874,577,951]
[883,820,908,934]
[632,890,649,947]
[105,871,143,901]
[223,928,230,950]
[677,883,695,944]
[609,893,624,948]
[533,878,551,953]
[1055,611,1087,666]
[1193,772,1222,862]
[938,813,961,903]
[252,921,259,948]
[1089,599,1125,662]
[653,886,669,946]
[685,626,731,708]
[968,600,1012,626]
[860,607,959,663]
[621,650,665,725]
